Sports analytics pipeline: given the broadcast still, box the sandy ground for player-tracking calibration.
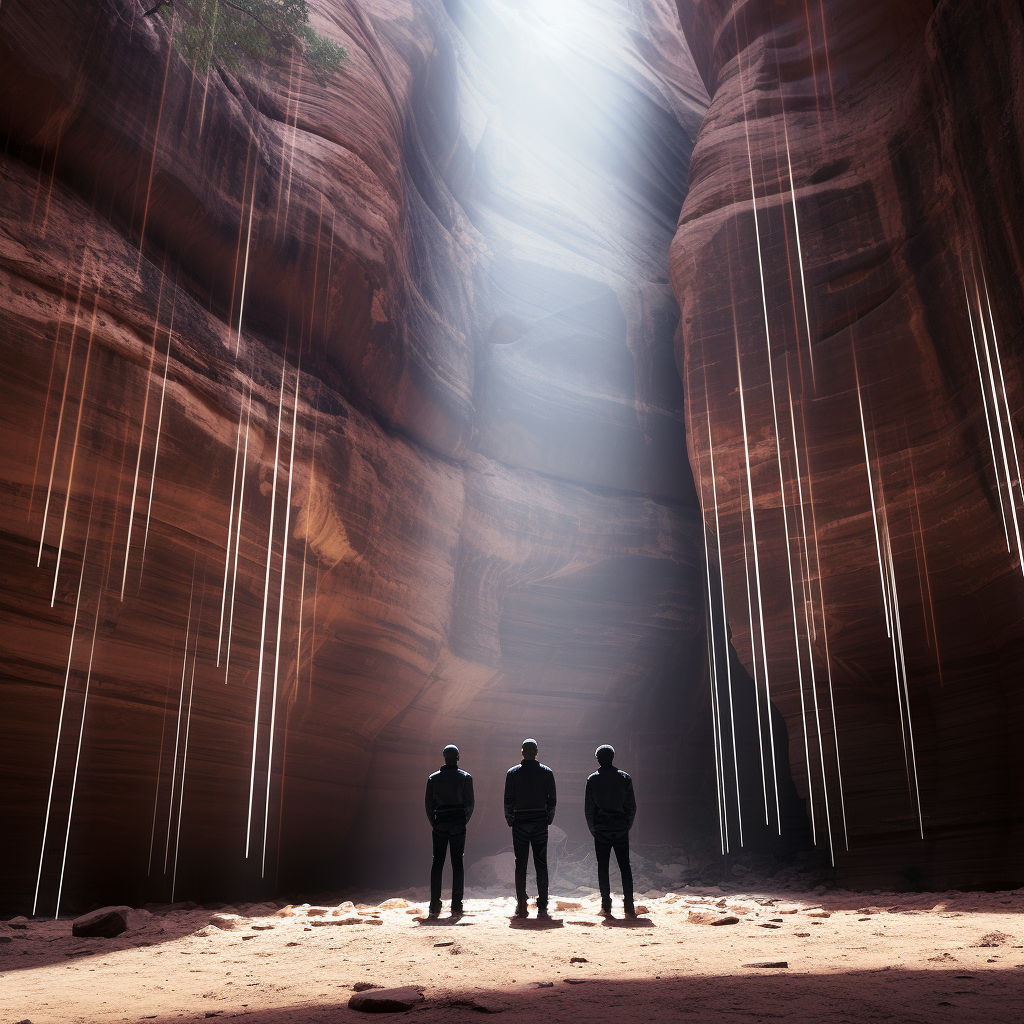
[3,887,1021,1023]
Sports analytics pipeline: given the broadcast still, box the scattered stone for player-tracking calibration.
[976,932,1010,947]
[758,924,781,929]
[305,907,332,917]
[743,962,789,969]
[405,908,422,915]
[569,957,588,963]
[778,907,800,915]
[806,910,830,919]
[71,908,128,938]
[555,901,582,911]
[378,899,410,909]
[533,982,554,988]
[348,985,425,1013]
[434,941,455,947]
[274,906,296,918]
[710,916,739,926]
[634,905,650,915]
[563,978,586,985]
[251,923,274,931]
[353,982,384,992]
[795,932,810,937]
[311,916,362,927]
[209,915,242,930]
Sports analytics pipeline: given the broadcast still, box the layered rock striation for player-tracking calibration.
[0,0,792,913]
[673,0,1024,887]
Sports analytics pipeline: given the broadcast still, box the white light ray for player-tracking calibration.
[217,398,247,665]
[225,387,253,680]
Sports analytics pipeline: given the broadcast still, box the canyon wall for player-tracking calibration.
[673,0,1024,888]
[0,0,788,914]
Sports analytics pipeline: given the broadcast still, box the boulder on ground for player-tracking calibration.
[209,914,242,930]
[348,986,425,1013]
[378,898,410,909]
[72,908,129,938]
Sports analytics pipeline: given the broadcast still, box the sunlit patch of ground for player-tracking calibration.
[2,887,1021,1023]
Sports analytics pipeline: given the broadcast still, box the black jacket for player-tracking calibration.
[504,760,557,827]
[584,765,636,836]
[425,764,474,831]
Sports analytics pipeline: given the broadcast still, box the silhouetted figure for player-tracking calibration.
[585,744,636,916]
[425,744,474,917]
[504,738,557,918]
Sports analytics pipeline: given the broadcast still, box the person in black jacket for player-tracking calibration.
[584,744,636,917]
[425,744,475,917]
[503,738,557,918]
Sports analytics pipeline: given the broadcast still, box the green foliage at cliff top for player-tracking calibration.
[152,0,347,86]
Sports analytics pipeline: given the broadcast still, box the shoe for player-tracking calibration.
[450,903,464,916]
[514,903,528,918]
[428,903,441,918]
[537,904,549,918]
[624,905,637,918]
[601,902,613,917]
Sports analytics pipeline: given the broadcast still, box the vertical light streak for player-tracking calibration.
[261,359,302,874]
[217,397,247,665]
[963,275,1010,549]
[55,588,103,918]
[136,24,174,269]
[235,178,257,356]
[32,515,92,917]
[141,289,176,572]
[975,279,1024,569]
[225,387,253,680]
[147,653,176,875]
[163,565,196,874]
[854,357,892,635]
[38,263,88,566]
[701,372,743,846]
[171,562,205,901]
[51,302,97,607]
[245,348,289,857]
[120,274,166,599]
[694,434,728,853]
[781,116,815,389]
[736,41,786,832]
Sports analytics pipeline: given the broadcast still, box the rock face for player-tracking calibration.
[673,0,1024,887]
[0,0,809,914]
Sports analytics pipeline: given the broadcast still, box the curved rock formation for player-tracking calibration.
[1,0,808,914]
[673,0,1024,888]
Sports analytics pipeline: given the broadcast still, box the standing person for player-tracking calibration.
[504,738,557,918]
[585,744,636,917]
[424,744,474,917]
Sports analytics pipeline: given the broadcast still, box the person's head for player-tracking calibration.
[521,738,539,760]
[443,744,460,765]
[596,744,615,767]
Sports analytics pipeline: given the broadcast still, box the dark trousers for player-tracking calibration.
[595,831,633,908]
[430,828,466,910]
[511,820,549,909]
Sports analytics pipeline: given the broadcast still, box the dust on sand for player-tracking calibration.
[3,888,1021,1023]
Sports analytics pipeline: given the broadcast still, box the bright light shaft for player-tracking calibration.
[141,293,175,570]
[963,275,1010,549]
[121,275,166,599]
[781,115,815,390]
[854,358,892,635]
[218,398,247,665]
[262,359,302,875]
[225,389,253,680]
[164,568,196,874]
[246,350,289,858]
[235,181,257,356]
[55,589,102,918]
[32,517,91,917]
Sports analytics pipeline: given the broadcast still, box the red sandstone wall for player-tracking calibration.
[673,0,1024,888]
[0,0,744,914]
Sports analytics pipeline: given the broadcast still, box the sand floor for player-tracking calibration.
[3,888,1021,1023]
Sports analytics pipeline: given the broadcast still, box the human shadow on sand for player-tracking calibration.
[508,916,565,930]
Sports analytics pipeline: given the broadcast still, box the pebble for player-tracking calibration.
[349,986,425,1013]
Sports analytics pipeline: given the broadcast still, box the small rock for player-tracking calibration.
[976,931,1010,947]
[434,941,455,947]
[209,915,242,930]
[305,907,331,917]
[710,916,739,926]
[564,978,586,985]
[555,901,582,911]
[378,899,410,909]
[251,923,274,931]
[72,908,128,938]
[349,985,425,1013]
[569,957,588,963]
[634,904,649,915]
[806,910,830,919]
[533,982,554,988]
[353,982,383,992]
[274,906,296,918]
[743,961,789,969]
